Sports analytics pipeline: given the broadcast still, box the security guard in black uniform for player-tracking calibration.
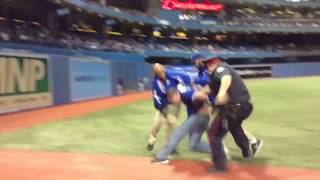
[204,57,254,173]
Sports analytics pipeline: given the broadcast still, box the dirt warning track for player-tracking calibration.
[0,91,151,133]
[1,91,320,180]
[0,149,319,180]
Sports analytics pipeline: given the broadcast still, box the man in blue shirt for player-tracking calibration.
[147,63,191,151]
[153,78,212,164]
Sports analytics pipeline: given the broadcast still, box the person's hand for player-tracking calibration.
[215,93,229,105]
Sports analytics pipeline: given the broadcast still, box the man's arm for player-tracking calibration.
[216,75,232,105]
[217,75,232,97]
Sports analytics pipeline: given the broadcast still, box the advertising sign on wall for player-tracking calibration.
[69,59,111,101]
[162,0,224,11]
[0,53,53,114]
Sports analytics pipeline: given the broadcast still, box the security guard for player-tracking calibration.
[204,57,257,173]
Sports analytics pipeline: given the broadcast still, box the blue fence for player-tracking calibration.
[1,44,320,114]
[51,55,70,105]
[0,47,153,114]
[273,62,320,77]
[69,59,112,102]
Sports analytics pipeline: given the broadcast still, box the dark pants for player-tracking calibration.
[208,102,253,168]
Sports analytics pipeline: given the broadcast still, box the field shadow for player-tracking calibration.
[168,157,281,180]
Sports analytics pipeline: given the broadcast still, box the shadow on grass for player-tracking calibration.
[168,157,281,180]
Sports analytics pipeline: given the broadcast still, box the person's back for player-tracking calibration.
[209,62,250,104]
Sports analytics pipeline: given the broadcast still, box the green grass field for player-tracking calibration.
[0,77,320,169]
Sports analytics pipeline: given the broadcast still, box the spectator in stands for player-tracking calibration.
[138,77,145,92]
[116,77,124,95]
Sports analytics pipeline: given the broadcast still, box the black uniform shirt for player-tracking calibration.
[209,62,251,104]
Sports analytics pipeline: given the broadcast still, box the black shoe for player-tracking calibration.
[242,149,253,160]
[251,139,264,158]
[151,157,170,164]
[170,148,178,155]
[147,143,154,151]
[207,166,227,173]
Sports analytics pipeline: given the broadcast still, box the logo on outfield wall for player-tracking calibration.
[0,54,52,113]
[75,76,107,82]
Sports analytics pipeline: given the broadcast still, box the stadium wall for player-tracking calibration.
[0,49,152,114]
[272,62,320,77]
[0,51,54,114]
[51,55,70,105]
[1,43,320,114]
[68,57,112,102]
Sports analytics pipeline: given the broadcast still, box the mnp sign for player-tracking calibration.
[0,53,53,113]
[69,58,111,101]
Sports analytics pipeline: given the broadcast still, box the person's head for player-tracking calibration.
[191,53,206,69]
[153,63,166,80]
[204,58,222,74]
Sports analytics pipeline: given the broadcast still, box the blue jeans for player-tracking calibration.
[156,114,211,161]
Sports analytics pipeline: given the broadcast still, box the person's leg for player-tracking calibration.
[156,115,198,161]
[188,115,211,153]
[227,103,253,158]
[164,104,180,143]
[208,110,229,171]
[238,103,263,157]
[147,111,165,150]
[222,141,232,161]
[244,128,257,144]
[229,124,251,158]
[210,107,231,160]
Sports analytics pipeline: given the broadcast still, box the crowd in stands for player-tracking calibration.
[221,7,320,27]
[81,0,320,28]
[0,21,312,54]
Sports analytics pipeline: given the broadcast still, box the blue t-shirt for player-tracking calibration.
[179,88,204,117]
[152,70,192,111]
[194,66,210,86]
[193,65,216,104]
[152,77,168,111]
[166,70,192,89]
[198,65,209,77]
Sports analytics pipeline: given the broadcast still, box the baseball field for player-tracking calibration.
[0,77,320,180]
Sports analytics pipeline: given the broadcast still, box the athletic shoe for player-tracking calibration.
[171,148,179,155]
[151,157,170,164]
[226,152,232,161]
[207,166,227,173]
[146,143,154,151]
[242,149,253,160]
[251,139,263,158]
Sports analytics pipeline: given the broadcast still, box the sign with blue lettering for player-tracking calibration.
[70,59,111,101]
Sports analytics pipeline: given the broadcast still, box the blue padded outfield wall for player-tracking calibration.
[1,42,320,114]
[272,62,320,77]
[0,45,153,114]
[51,55,70,105]
[69,58,112,102]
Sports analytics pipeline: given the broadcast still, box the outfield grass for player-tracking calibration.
[0,77,320,169]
